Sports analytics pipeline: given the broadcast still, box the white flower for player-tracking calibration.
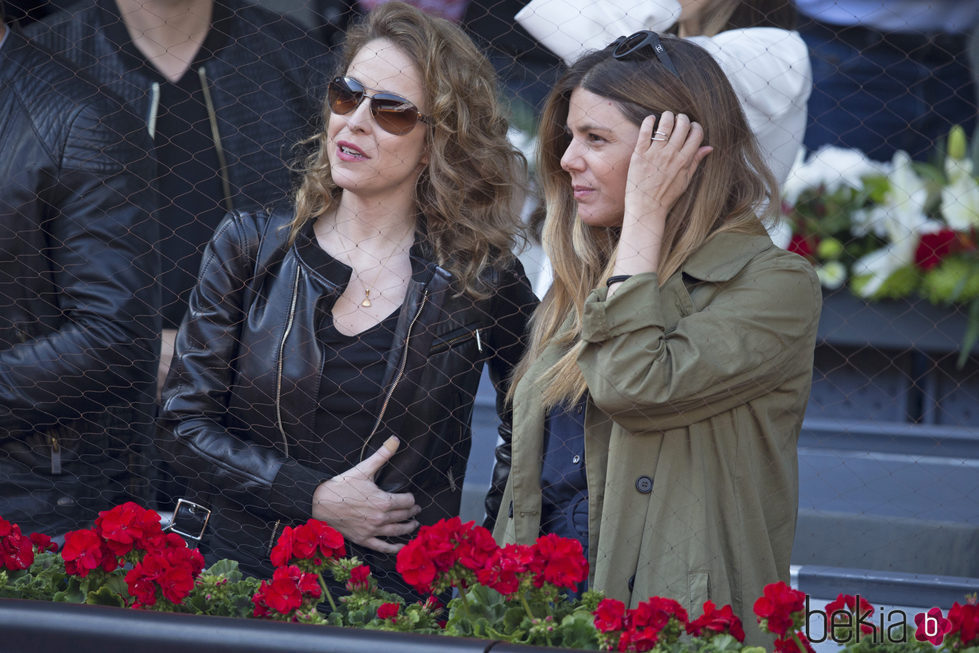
[816,260,847,290]
[782,146,890,206]
[878,151,930,247]
[852,239,916,298]
[941,165,979,231]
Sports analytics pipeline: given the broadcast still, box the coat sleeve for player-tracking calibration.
[0,95,159,432]
[576,255,820,433]
[158,212,310,521]
[482,258,539,531]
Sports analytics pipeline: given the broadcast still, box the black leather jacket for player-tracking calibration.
[159,209,536,579]
[0,29,160,534]
[27,0,332,214]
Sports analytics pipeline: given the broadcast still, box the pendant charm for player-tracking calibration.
[361,290,372,308]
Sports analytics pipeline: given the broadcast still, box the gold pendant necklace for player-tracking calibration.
[361,289,373,308]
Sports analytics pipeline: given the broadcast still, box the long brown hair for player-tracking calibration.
[515,36,778,407]
[290,1,527,298]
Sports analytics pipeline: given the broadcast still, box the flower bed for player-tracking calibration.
[1,503,977,652]
[782,127,979,367]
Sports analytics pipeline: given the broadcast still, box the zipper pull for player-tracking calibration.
[50,436,62,475]
[475,328,483,353]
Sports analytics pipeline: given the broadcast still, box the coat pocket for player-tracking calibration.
[687,570,710,609]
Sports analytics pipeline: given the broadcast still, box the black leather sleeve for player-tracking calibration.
[482,257,539,530]
[0,68,159,432]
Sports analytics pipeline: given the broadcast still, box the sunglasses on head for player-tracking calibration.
[327,76,430,136]
[610,30,680,78]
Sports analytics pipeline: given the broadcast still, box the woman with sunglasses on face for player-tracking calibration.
[158,1,537,598]
[490,33,820,640]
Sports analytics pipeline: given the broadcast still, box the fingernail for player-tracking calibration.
[383,436,399,452]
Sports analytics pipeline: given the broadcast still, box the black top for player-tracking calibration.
[539,398,589,551]
[155,67,226,327]
[315,309,400,474]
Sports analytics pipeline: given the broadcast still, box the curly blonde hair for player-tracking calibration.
[290,1,527,297]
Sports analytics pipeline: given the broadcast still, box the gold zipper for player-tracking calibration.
[198,66,233,214]
[50,435,61,475]
[275,266,301,458]
[360,290,429,461]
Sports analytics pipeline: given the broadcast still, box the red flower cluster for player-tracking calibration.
[29,532,58,554]
[592,596,691,652]
[471,535,588,599]
[396,517,500,595]
[686,600,746,642]
[948,601,979,649]
[125,533,205,608]
[252,565,322,618]
[0,517,35,571]
[61,528,118,577]
[269,519,346,571]
[825,593,875,637]
[753,580,806,637]
[774,631,816,653]
[62,502,170,579]
[915,229,962,270]
[95,501,164,557]
[346,564,372,592]
[377,602,400,621]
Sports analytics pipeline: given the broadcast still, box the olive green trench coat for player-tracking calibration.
[493,232,822,642]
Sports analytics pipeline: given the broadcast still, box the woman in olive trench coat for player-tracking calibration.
[492,34,821,642]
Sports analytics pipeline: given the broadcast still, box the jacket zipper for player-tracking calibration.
[431,327,482,355]
[360,290,429,461]
[50,435,61,475]
[198,67,234,214]
[147,82,160,139]
[275,266,301,459]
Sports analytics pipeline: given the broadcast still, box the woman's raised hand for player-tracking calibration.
[623,111,712,228]
[311,436,421,554]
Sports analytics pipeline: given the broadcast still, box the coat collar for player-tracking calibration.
[680,231,774,282]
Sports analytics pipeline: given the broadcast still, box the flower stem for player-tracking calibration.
[791,629,807,653]
[457,586,473,620]
[521,595,537,621]
[318,574,337,613]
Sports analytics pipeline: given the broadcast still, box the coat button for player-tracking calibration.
[635,475,653,494]
[572,454,581,464]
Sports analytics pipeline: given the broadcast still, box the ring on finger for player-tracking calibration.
[651,135,668,142]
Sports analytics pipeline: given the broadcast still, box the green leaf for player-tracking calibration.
[957,297,979,369]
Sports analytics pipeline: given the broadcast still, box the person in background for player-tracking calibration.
[27,0,331,508]
[312,0,561,112]
[0,9,160,535]
[158,2,537,599]
[491,32,820,644]
[796,0,978,162]
[514,0,811,187]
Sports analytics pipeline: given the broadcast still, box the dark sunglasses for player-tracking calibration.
[327,76,430,135]
[610,30,680,78]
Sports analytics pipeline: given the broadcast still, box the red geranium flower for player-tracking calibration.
[915,229,960,270]
[28,532,58,554]
[754,581,806,637]
[826,593,875,636]
[774,631,815,653]
[594,598,627,633]
[529,533,588,590]
[346,564,372,592]
[788,233,816,258]
[377,602,400,620]
[95,501,164,557]
[686,600,746,642]
[915,607,953,646]
[948,601,979,647]
[617,625,659,652]
[475,543,533,597]
[269,519,346,569]
[396,537,440,594]
[252,565,322,618]
[125,534,205,608]
[62,528,115,577]
[0,518,34,571]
